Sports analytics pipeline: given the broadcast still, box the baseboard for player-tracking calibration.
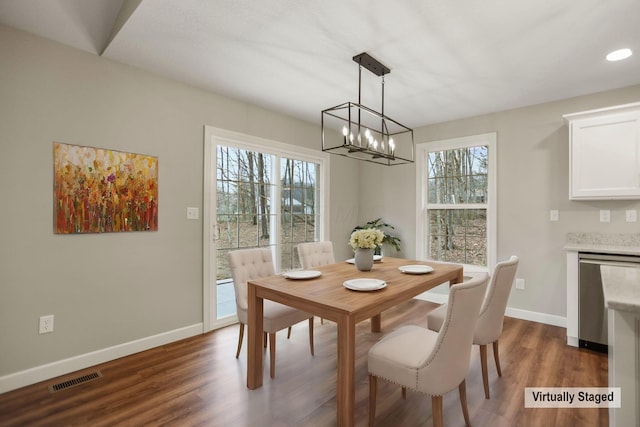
[415,293,567,328]
[504,307,566,328]
[0,323,203,394]
[414,291,448,304]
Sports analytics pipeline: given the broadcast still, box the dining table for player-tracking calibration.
[246,256,464,427]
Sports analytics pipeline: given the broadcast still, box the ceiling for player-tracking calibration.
[1,0,639,128]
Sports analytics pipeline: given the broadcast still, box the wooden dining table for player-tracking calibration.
[246,256,464,427]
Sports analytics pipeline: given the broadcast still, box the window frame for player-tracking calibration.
[415,132,497,271]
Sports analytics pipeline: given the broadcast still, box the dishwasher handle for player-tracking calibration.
[579,259,640,268]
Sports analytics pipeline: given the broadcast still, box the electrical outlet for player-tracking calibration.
[599,210,611,223]
[550,210,559,221]
[626,209,637,222]
[39,315,54,334]
[515,278,525,290]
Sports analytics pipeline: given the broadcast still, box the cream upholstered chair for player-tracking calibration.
[297,241,336,325]
[368,273,489,427]
[229,247,314,378]
[297,241,336,269]
[427,256,519,399]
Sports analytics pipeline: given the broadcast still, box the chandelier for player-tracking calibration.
[321,52,414,166]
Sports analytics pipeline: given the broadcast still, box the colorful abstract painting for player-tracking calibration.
[53,142,158,234]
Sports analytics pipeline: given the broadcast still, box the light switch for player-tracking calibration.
[186,207,199,220]
[550,210,559,221]
[599,210,611,223]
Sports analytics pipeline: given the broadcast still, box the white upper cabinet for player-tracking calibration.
[564,102,640,200]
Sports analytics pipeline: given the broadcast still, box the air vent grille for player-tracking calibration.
[48,371,102,393]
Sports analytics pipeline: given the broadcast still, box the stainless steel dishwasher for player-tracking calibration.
[578,252,640,353]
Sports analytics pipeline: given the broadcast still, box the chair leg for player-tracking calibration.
[458,380,471,427]
[269,332,276,378]
[287,326,292,339]
[368,374,377,427]
[308,318,315,356]
[235,323,244,358]
[493,340,502,377]
[479,344,490,399]
[264,332,267,349]
[431,395,443,427]
[402,387,407,400]
[320,317,324,325]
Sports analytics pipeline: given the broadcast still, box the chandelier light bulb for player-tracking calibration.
[342,126,349,136]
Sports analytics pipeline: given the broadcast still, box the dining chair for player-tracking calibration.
[297,241,336,269]
[228,247,315,378]
[427,256,519,399]
[368,273,489,427]
[297,241,336,325]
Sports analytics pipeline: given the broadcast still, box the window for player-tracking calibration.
[417,133,496,268]
[203,126,329,330]
[280,158,319,270]
[215,147,321,275]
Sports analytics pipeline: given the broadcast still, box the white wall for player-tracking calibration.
[359,84,640,320]
[0,24,358,386]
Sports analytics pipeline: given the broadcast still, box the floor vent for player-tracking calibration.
[48,370,103,393]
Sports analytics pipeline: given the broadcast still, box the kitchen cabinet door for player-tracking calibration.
[564,103,640,200]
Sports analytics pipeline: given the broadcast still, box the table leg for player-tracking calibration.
[336,314,356,427]
[247,283,264,390]
[454,267,464,284]
[370,314,381,333]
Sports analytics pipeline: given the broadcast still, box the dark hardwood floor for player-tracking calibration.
[0,300,608,426]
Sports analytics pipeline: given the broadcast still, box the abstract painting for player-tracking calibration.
[53,142,158,234]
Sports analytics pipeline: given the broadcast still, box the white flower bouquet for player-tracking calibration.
[349,228,384,250]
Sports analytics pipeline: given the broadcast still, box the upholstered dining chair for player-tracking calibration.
[297,241,336,269]
[228,247,315,378]
[427,256,519,399]
[297,241,336,325]
[368,273,489,427]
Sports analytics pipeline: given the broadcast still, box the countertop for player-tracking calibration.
[600,265,640,315]
[564,232,640,256]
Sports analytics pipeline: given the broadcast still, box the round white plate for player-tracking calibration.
[345,255,383,264]
[343,278,386,291]
[398,265,434,275]
[283,270,322,280]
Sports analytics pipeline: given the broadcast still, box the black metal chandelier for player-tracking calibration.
[321,52,414,166]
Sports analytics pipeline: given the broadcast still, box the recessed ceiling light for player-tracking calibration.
[606,48,633,62]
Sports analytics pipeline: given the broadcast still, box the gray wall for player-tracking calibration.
[0,24,358,378]
[360,84,640,318]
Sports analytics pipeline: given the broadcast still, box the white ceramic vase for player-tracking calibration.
[354,248,374,271]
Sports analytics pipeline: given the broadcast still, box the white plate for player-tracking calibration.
[283,270,322,280]
[343,278,386,291]
[398,265,434,275]
[345,255,383,264]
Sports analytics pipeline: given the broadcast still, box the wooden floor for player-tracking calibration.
[0,300,608,426]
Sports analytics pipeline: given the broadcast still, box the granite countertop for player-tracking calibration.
[600,265,640,314]
[564,232,640,256]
